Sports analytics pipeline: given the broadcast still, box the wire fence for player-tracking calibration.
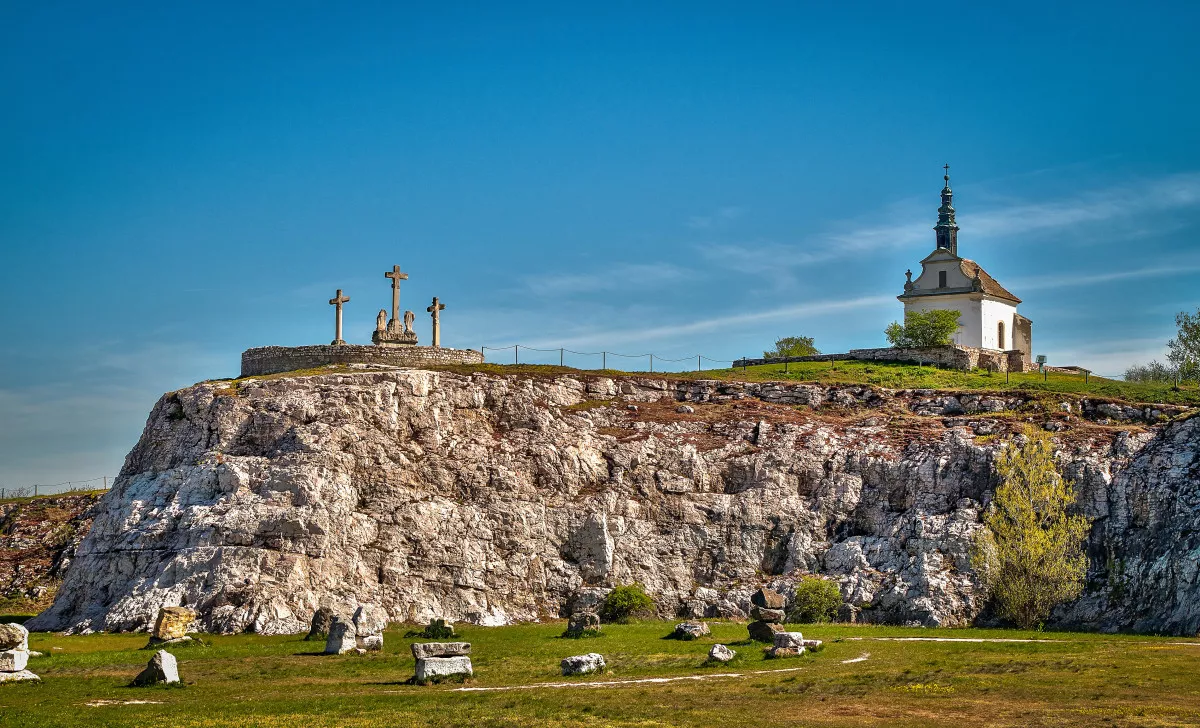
[481,345,738,373]
[0,476,115,500]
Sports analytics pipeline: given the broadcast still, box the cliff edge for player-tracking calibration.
[27,368,1200,635]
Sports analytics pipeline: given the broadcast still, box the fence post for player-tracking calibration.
[103,476,107,490]
[34,484,38,497]
[560,348,564,367]
[785,359,789,374]
[602,352,606,370]
[697,355,701,373]
[650,354,654,373]
[1044,369,1048,382]
[514,345,519,365]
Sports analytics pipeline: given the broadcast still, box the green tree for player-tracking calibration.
[598,584,655,624]
[764,336,820,359]
[884,310,962,348]
[971,425,1091,629]
[786,576,842,623]
[1123,360,1177,383]
[1167,308,1200,381]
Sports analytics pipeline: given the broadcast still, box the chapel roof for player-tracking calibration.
[959,258,1021,304]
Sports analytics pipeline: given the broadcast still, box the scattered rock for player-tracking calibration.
[672,621,710,640]
[352,604,386,651]
[707,644,736,663]
[561,653,606,676]
[324,616,357,655]
[747,621,785,643]
[304,606,335,641]
[626,404,639,412]
[0,624,27,651]
[414,655,473,683]
[131,650,180,686]
[675,405,695,414]
[765,647,802,659]
[0,649,28,672]
[750,606,785,623]
[751,588,786,610]
[0,670,39,683]
[772,631,805,650]
[150,607,195,642]
[564,611,601,637]
[410,642,471,660]
[359,634,383,652]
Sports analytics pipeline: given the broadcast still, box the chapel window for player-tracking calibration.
[998,321,1006,350]
[938,271,947,288]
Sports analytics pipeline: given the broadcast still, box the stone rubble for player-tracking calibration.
[147,606,195,647]
[561,653,606,676]
[411,641,472,683]
[707,644,736,663]
[132,650,180,686]
[747,588,787,642]
[0,624,37,683]
[672,621,710,640]
[564,612,601,637]
[24,370,1200,636]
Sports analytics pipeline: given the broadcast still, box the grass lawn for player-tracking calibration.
[3,621,1199,727]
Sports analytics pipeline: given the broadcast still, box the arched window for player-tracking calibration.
[998,320,1006,350]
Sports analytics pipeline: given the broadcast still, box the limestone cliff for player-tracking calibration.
[26,368,1200,635]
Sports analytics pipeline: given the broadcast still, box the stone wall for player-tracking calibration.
[734,345,1035,372]
[240,345,484,377]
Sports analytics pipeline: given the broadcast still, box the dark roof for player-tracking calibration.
[959,259,1021,303]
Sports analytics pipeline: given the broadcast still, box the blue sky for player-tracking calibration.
[2,2,1199,486]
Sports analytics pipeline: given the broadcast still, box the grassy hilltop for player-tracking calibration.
[2,621,1200,727]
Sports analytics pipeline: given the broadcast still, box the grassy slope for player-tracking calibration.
[2,622,1199,727]
[227,361,1200,408]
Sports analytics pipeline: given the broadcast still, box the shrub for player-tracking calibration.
[764,336,819,359]
[884,310,962,348]
[598,584,655,624]
[786,576,842,624]
[421,619,455,639]
[971,425,1091,629]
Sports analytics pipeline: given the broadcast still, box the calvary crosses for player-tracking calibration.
[384,265,408,327]
[427,296,446,348]
[329,289,350,345]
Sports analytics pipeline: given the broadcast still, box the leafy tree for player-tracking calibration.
[764,336,820,359]
[1123,360,1177,383]
[786,576,842,623]
[884,310,962,348]
[598,584,655,624]
[971,425,1091,629]
[1167,308,1200,381]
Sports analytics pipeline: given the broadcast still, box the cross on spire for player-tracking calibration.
[384,265,408,326]
[427,296,446,348]
[329,289,350,345]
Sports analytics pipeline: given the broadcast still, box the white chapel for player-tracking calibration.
[898,166,1032,368]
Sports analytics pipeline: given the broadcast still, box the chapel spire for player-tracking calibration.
[934,163,959,256]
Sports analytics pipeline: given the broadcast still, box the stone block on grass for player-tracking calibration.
[561,653,605,676]
[411,642,471,660]
[132,650,180,686]
[414,655,473,683]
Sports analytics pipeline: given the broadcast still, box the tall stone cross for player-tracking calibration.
[427,296,446,348]
[384,265,408,326]
[329,289,350,345]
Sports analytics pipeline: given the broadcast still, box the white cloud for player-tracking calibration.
[1012,262,1200,291]
[687,206,745,230]
[520,262,693,296]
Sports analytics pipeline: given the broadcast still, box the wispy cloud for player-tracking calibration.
[533,294,893,349]
[520,262,693,296]
[702,172,1200,284]
[687,206,745,230]
[1012,262,1200,291]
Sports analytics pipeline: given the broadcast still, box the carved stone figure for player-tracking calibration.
[404,310,415,334]
[376,309,387,332]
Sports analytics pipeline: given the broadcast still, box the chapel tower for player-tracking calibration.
[897,166,1032,369]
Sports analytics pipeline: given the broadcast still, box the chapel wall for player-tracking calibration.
[240,345,484,377]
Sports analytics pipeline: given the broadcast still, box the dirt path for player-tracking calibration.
[451,666,807,692]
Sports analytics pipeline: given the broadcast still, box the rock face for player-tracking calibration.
[25,369,1200,635]
[0,493,99,612]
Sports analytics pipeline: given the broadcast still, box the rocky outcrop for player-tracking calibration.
[0,493,100,610]
[25,369,1200,635]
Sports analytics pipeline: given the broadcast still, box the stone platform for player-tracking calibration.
[240,344,484,377]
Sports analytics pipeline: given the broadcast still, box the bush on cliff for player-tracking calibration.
[599,584,655,624]
[884,310,962,348]
[787,576,843,624]
[971,425,1091,629]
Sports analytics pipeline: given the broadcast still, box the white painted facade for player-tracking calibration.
[902,293,1018,350]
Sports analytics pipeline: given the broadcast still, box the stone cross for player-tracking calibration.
[427,296,445,348]
[384,265,408,327]
[329,289,350,345]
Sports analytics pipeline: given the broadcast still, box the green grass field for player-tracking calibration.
[3,621,1199,727]
[429,360,1200,408]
